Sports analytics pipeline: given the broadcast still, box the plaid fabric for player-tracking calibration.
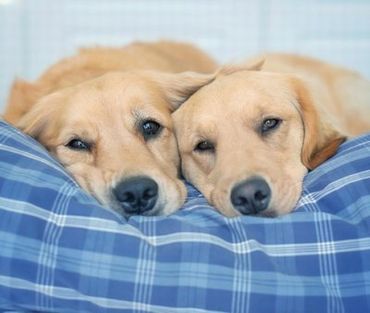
[0,119,370,313]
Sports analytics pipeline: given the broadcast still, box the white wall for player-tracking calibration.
[1,0,370,111]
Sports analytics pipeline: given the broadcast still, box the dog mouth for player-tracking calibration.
[76,171,184,218]
[253,209,278,218]
[106,194,163,218]
[223,173,303,218]
[108,175,166,218]
[65,163,178,217]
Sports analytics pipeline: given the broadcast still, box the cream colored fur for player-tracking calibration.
[173,53,370,217]
[4,41,217,216]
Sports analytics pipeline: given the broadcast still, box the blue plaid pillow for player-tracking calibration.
[1,119,370,313]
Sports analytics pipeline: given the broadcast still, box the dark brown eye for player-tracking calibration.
[194,140,215,152]
[66,138,91,151]
[141,120,162,140]
[261,118,282,134]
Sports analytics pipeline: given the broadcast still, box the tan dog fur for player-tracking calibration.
[173,53,370,217]
[4,41,217,217]
[4,40,216,124]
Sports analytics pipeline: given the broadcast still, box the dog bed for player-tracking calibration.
[0,119,370,313]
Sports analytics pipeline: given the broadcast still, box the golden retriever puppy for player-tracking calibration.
[173,53,370,217]
[4,41,217,217]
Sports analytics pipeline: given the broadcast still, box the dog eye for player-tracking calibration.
[261,118,282,134]
[141,120,162,140]
[194,140,215,152]
[65,138,91,151]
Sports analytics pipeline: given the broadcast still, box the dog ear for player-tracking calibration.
[158,60,265,111]
[157,71,217,111]
[292,78,346,170]
[3,79,43,124]
[16,93,61,142]
[219,58,265,76]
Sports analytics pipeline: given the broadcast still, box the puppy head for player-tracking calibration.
[173,68,345,217]
[17,70,214,217]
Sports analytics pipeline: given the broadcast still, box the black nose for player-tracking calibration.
[113,176,158,215]
[230,177,271,215]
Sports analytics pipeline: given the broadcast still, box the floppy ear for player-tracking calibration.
[4,79,43,124]
[292,78,346,170]
[16,93,61,142]
[157,71,217,111]
[157,60,265,111]
[219,58,265,76]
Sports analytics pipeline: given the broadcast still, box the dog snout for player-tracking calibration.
[231,177,271,215]
[113,176,159,215]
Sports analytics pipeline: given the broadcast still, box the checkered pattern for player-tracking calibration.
[1,119,370,312]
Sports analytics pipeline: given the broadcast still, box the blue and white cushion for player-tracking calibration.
[0,119,370,313]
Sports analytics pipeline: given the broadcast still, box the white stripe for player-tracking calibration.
[1,198,370,256]
[0,275,225,313]
[134,221,157,312]
[0,145,77,185]
[301,140,369,185]
[37,183,71,309]
[299,170,370,205]
[227,218,249,313]
[315,213,344,313]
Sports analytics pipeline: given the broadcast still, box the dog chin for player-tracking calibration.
[89,183,184,218]
[106,195,170,218]
[256,209,278,218]
[225,204,279,218]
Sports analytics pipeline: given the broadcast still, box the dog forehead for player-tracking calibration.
[64,72,168,114]
[216,71,294,100]
[183,71,295,117]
